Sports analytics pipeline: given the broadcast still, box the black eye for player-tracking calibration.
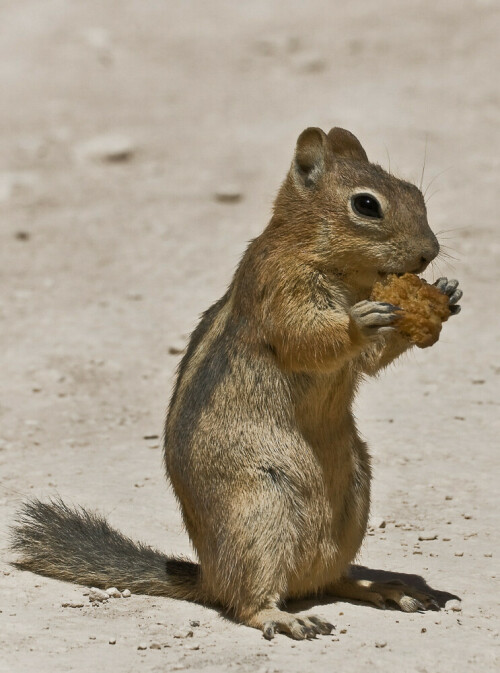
[351,193,383,219]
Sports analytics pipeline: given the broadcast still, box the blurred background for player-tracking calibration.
[1,2,499,671]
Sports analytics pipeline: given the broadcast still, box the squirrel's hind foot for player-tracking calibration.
[328,577,440,612]
[245,608,335,640]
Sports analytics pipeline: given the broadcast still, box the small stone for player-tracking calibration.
[372,518,386,529]
[448,600,462,612]
[214,185,242,204]
[340,629,347,634]
[445,495,453,501]
[15,231,31,241]
[418,533,438,541]
[421,627,427,633]
[484,553,493,558]
[375,641,387,648]
[109,637,116,645]
[122,589,131,597]
[75,134,136,163]
[188,643,200,650]
[173,629,194,639]
[189,620,200,627]
[455,551,464,557]
[143,434,159,440]
[168,345,185,355]
[442,537,451,542]
[105,587,122,598]
[150,642,162,650]
[292,51,327,73]
[137,643,148,650]
[89,587,109,603]
[61,602,84,608]
[463,514,472,520]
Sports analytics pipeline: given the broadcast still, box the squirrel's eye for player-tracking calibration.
[351,193,383,219]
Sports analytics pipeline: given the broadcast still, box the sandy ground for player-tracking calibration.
[1,1,499,671]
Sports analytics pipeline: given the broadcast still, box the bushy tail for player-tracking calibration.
[10,499,201,600]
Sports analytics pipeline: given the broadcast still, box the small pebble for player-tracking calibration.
[109,638,116,645]
[421,628,427,633]
[122,589,131,597]
[105,587,122,598]
[75,134,136,163]
[168,345,185,355]
[418,533,438,541]
[448,600,462,612]
[214,185,243,204]
[189,620,200,627]
[375,641,387,648]
[150,642,162,650]
[173,629,194,639]
[89,587,109,603]
[292,52,327,73]
[371,518,386,529]
[137,643,148,650]
[61,602,84,608]
[340,629,347,634]
[455,551,464,557]
[15,231,31,241]
[188,643,200,650]
[484,553,493,558]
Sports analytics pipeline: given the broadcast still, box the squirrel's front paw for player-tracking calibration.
[434,277,462,315]
[350,300,401,338]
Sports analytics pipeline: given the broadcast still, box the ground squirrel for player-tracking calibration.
[11,127,462,640]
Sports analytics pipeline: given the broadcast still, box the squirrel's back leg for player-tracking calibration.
[196,483,334,640]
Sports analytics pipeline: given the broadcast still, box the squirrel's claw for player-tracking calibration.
[434,277,463,315]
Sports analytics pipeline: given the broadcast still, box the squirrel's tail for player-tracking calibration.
[10,499,202,600]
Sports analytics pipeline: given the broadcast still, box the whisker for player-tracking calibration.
[384,145,391,175]
[439,243,460,256]
[434,226,466,236]
[419,136,428,192]
[423,165,454,198]
[424,188,441,204]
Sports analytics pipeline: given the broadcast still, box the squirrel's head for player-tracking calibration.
[274,127,439,292]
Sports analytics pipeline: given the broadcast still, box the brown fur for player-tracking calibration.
[12,127,450,639]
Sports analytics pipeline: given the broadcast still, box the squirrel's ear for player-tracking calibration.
[293,127,328,188]
[327,127,368,162]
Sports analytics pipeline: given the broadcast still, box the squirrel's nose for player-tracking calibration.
[419,235,440,270]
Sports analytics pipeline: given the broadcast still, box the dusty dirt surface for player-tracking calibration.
[1,1,499,671]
